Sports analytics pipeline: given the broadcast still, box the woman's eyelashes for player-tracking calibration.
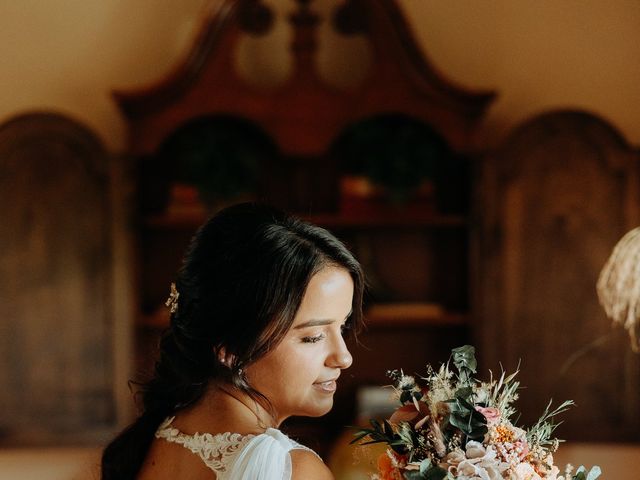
[301,322,351,343]
[301,333,325,343]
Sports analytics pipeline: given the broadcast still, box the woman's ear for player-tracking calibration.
[217,346,235,368]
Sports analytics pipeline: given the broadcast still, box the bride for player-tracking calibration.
[101,203,364,479]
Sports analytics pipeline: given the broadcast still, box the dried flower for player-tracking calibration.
[352,345,601,480]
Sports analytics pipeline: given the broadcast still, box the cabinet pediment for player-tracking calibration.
[113,0,495,155]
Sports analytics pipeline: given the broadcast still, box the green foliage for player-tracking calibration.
[351,419,410,455]
[401,459,450,480]
[451,345,477,384]
[526,399,574,449]
[451,345,477,373]
[442,346,488,441]
[336,114,449,204]
[160,116,273,204]
[446,394,487,441]
[351,345,602,480]
[572,465,601,480]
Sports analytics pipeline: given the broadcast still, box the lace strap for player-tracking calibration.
[155,416,255,475]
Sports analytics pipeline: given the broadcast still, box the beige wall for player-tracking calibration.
[1,0,639,151]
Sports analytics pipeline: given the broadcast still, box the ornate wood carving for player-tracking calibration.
[333,0,368,35]
[237,0,273,35]
[475,110,640,441]
[114,0,495,157]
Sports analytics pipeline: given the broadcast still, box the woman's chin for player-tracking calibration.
[301,399,334,418]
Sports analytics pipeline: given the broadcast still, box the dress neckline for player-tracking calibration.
[155,415,318,477]
[158,415,279,439]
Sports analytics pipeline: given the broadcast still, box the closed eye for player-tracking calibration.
[302,333,325,344]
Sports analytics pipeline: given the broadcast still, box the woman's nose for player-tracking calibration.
[327,336,353,369]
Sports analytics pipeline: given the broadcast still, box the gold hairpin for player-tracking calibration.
[165,282,179,314]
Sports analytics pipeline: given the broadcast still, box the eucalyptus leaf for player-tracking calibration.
[419,459,432,475]
[467,424,488,440]
[455,387,473,401]
[448,413,469,432]
[456,395,477,413]
[424,465,449,480]
[403,471,423,480]
[586,466,602,480]
[452,345,477,374]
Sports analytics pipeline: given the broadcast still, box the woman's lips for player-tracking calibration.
[313,380,337,393]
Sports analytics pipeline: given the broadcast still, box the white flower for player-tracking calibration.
[457,459,504,480]
[511,425,527,442]
[398,374,416,389]
[474,386,491,405]
[466,441,490,459]
[442,442,509,480]
[439,449,466,474]
[512,462,541,480]
[546,465,560,480]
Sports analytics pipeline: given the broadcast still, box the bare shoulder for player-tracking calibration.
[289,448,334,480]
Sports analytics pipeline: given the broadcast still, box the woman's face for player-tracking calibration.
[245,265,354,424]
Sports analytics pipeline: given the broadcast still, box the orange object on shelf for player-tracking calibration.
[166,183,207,218]
[339,175,436,218]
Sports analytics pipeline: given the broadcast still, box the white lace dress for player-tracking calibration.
[155,416,319,479]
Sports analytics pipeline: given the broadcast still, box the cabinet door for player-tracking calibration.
[0,113,128,443]
[476,111,640,441]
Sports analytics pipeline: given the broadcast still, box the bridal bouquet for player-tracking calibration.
[352,346,601,480]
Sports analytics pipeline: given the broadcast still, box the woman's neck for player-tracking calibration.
[174,384,278,436]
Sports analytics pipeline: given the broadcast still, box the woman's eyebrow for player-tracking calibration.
[294,319,334,329]
[293,310,353,329]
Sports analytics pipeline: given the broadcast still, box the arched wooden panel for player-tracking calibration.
[475,110,640,441]
[0,112,118,443]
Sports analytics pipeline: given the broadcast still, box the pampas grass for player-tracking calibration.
[597,227,640,352]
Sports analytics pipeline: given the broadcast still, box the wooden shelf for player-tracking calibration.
[304,212,466,229]
[138,302,467,330]
[364,302,467,328]
[143,211,467,231]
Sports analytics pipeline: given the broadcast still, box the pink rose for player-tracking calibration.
[475,406,501,425]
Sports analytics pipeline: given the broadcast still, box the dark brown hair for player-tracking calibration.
[101,202,364,479]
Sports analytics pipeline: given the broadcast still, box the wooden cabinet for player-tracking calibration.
[0,112,132,444]
[476,110,640,442]
[114,0,494,454]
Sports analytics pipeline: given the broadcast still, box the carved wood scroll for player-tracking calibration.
[114,0,495,157]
